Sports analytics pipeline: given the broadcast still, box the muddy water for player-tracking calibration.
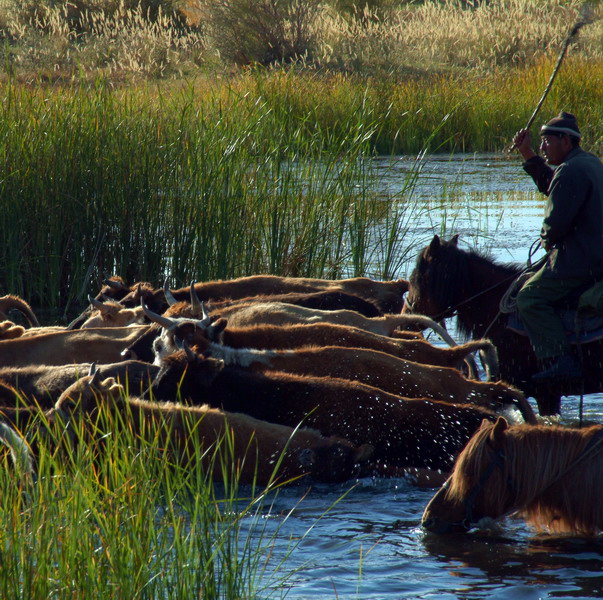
[249,154,603,600]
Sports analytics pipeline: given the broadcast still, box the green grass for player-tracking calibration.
[0,402,317,599]
[1,55,601,315]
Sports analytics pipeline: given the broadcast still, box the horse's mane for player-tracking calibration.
[446,421,603,535]
[413,239,522,337]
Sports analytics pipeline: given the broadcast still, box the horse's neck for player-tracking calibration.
[455,259,518,339]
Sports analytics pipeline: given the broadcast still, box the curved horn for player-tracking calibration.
[132,282,143,300]
[189,281,203,316]
[88,295,111,313]
[88,364,101,387]
[141,300,177,330]
[189,283,211,324]
[163,280,178,306]
[103,278,128,291]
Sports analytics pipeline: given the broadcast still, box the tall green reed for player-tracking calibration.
[4,57,601,316]
[0,77,421,316]
[0,400,317,599]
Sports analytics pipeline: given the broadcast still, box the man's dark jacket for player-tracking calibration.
[523,147,603,280]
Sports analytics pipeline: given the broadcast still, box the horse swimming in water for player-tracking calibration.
[403,234,603,416]
[422,416,603,536]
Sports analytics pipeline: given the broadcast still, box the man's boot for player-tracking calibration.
[532,353,582,381]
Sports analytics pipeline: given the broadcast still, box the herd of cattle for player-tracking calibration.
[0,274,539,488]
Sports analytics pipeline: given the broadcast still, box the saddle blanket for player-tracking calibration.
[507,310,603,344]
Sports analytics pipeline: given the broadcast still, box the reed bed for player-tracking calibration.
[1,79,422,314]
[0,401,311,599]
[2,51,602,313]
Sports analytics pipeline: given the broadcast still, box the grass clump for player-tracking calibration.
[0,399,308,599]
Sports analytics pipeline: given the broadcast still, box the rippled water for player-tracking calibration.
[247,153,603,600]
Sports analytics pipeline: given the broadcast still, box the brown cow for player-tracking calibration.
[141,302,461,369]
[150,349,498,472]
[0,295,40,328]
[203,302,454,339]
[0,326,150,367]
[80,296,147,329]
[0,420,35,481]
[123,318,497,378]
[0,360,158,408]
[112,274,408,314]
[54,373,376,486]
[169,320,536,423]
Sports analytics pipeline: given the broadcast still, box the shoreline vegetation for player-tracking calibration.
[2,0,603,311]
[0,4,602,596]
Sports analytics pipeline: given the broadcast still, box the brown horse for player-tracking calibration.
[422,417,603,536]
[403,234,603,416]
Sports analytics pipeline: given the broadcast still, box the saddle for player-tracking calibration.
[507,279,603,344]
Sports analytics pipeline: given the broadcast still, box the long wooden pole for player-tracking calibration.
[507,3,597,152]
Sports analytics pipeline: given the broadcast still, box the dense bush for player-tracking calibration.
[199,0,323,66]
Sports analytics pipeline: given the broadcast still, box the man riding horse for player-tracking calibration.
[513,112,603,381]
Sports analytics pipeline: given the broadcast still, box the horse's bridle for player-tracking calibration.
[441,445,508,532]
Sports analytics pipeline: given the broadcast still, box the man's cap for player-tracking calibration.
[540,111,581,139]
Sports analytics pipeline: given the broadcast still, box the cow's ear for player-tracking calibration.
[488,416,508,447]
[213,318,228,334]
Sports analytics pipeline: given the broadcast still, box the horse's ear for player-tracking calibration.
[428,235,441,255]
[488,416,508,447]
[449,234,459,246]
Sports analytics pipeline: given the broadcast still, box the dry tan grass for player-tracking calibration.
[0,0,601,80]
[317,0,603,73]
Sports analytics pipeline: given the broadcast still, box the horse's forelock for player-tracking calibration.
[445,421,497,502]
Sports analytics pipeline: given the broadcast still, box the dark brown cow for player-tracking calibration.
[203,290,383,318]
[113,274,408,314]
[150,349,498,472]
[54,373,376,486]
[169,320,536,423]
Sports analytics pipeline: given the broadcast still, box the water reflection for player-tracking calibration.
[422,530,603,599]
[373,153,548,268]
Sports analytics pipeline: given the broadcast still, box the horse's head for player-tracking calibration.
[403,234,463,319]
[422,417,510,533]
